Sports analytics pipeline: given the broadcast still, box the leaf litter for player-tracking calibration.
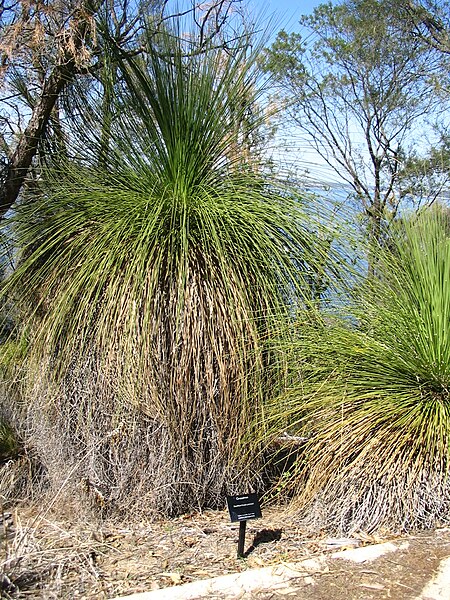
[3,502,446,599]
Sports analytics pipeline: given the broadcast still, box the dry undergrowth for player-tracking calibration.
[0,497,386,600]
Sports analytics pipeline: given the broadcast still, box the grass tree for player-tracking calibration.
[0,22,332,515]
[264,206,450,533]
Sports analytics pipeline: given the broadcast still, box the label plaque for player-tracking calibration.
[226,493,262,522]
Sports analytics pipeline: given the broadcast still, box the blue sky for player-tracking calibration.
[251,0,330,32]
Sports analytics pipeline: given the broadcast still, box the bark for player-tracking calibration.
[0,64,75,218]
[0,0,101,218]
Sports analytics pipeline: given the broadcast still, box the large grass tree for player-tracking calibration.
[0,21,331,515]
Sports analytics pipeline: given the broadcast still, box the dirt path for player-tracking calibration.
[113,530,450,600]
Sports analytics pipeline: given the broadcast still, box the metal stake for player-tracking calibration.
[237,520,247,558]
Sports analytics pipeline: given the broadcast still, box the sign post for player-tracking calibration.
[238,521,247,557]
[226,493,262,558]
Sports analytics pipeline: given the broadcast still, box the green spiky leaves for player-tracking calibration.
[266,207,450,533]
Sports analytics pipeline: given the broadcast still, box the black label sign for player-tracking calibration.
[226,493,262,522]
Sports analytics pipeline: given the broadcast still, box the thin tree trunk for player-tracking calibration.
[0,0,101,218]
[0,64,75,218]
[368,183,382,279]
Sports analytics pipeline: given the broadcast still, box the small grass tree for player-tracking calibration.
[0,21,331,516]
[265,206,450,533]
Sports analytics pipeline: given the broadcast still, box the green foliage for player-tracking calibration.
[0,22,333,515]
[398,133,450,207]
[264,206,450,533]
[394,0,450,57]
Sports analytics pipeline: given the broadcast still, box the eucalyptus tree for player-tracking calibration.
[264,0,438,263]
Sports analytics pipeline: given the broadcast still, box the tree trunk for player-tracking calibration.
[0,0,101,218]
[368,185,382,279]
[0,64,77,218]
